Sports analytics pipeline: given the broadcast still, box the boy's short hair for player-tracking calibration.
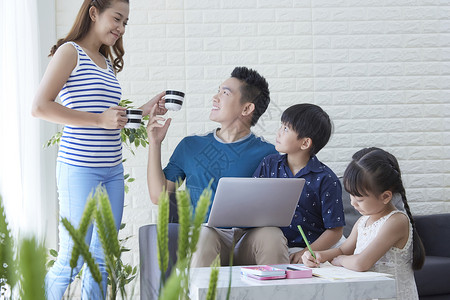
[231,66,270,126]
[281,103,332,156]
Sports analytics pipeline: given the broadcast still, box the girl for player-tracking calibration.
[302,147,425,300]
[32,0,165,299]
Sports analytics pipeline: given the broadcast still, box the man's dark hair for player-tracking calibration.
[231,66,270,126]
[281,103,332,155]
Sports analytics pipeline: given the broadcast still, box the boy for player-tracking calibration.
[147,67,288,267]
[253,103,345,263]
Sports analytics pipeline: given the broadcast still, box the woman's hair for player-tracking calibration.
[343,147,425,270]
[49,0,128,73]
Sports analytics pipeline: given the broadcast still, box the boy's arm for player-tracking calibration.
[293,173,345,263]
[289,227,343,263]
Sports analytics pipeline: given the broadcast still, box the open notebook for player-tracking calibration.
[312,262,392,279]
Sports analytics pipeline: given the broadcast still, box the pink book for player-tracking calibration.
[271,264,313,279]
[240,265,285,277]
[241,272,286,280]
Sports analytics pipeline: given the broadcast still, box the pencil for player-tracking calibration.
[297,225,316,259]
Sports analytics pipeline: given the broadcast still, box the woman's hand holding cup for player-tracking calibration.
[97,106,128,129]
[140,91,167,117]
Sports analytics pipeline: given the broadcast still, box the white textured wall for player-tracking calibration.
[54,0,450,297]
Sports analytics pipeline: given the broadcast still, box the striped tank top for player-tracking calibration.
[57,42,122,168]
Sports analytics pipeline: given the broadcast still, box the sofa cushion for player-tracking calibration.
[414,256,450,296]
[414,213,450,258]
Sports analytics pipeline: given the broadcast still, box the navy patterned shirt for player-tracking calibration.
[253,154,345,247]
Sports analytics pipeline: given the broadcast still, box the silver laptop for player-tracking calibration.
[206,177,305,228]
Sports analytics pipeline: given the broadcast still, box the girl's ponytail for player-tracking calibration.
[398,187,425,270]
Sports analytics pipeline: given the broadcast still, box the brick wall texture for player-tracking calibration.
[56,0,450,297]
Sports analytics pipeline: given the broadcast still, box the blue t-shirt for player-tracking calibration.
[163,130,277,216]
[253,153,345,247]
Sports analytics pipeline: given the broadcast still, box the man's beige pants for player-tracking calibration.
[191,226,289,267]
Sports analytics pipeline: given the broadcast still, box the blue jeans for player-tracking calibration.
[46,162,124,300]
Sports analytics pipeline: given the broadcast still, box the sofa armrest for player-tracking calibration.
[414,213,450,258]
[139,223,180,300]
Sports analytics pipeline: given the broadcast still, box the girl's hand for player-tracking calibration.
[289,249,306,264]
[331,255,345,267]
[146,102,171,145]
[97,106,128,129]
[302,251,321,268]
[140,91,167,116]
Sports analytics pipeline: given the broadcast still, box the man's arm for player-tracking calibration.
[146,103,175,204]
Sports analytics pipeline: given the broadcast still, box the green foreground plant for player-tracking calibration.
[60,185,138,300]
[0,196,47,300]
[157,185,229,300]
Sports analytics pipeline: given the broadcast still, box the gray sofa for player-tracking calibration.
[413,213,450,300]
[139,188,450,300]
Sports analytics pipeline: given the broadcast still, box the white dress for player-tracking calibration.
[354,210,419,300]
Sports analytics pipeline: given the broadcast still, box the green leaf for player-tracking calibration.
[127,178,135,183]
[46,260,55,268]
[49,249,58,257]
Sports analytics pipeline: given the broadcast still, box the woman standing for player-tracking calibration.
[32,0,164,298]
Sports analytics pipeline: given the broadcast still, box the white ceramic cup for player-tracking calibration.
[164,90,185,111]
[125,108,143,129]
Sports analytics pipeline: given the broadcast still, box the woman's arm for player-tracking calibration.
[32,43,127,129]
[139,91,167,117]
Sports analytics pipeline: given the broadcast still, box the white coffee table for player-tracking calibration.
[189,266,396,300]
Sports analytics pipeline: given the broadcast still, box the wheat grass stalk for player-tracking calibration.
[95,206,117,286]
[70,194,96,268]
[206,255,220,300]
[176,189,191,263]
[18,237,46,300]
[97,186,120,257]
[61,217,103,296]
[157,188,169,285]
[158,258,184,300]
[190,187,211,255]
